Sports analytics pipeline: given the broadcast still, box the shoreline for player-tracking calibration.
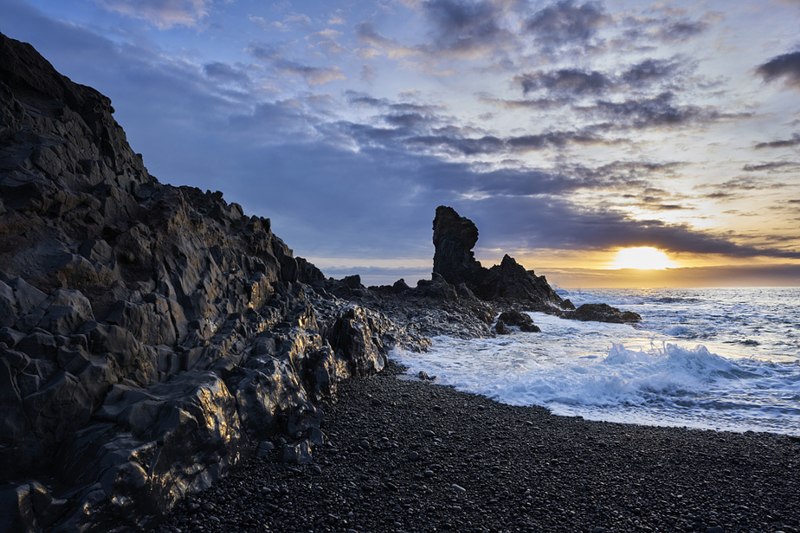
[162,361,800,532]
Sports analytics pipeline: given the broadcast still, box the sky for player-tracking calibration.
[1,0,799,288]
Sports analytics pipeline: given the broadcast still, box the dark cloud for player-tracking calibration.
[649,203,689,211]
[398,129,608,156]
[516,68,611,96]
[513,56,692,100]
[657,19,708,42]
[480,95,570,110]
[345,91,440,114]
[525,0,607,50]
[384,112,438,129]
[757,51,800,89]
[754,133,800,149]
[742,161,800,172]
[703,191,737,200]
[420,0,512,57]
[467,196,800,259]
[584,92,730,130]
[506,130,602,150]
[620,57,682,86]
[405,134,505,155]
[619,13,711,46]
[697,176,790,201]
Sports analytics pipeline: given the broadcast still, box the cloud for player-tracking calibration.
[742,161,800,172]
[620,57,683,86]
[356,23,417,59]
[203,62,250,86]
[757,51,800,89]
[618,12,712,46]
[513,56,692,99]
[466,196,800,259]
[525,0,607,52]
[96,0,211,29]
[656,19,708,42]
[9,0,797,272]
[481,95,571,109]
[345,91,441,114]
[516,68,611,96]
[275,60,346,85]
[421,0,512,58]
[249,44,345,85]
[583,92,735,130]
[754,133,800,149]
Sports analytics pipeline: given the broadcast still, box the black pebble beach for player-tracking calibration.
[163,362,800,533]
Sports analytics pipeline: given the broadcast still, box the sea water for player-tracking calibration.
[392,287,800,435]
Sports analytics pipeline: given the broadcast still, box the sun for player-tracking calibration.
[611,247,676,270]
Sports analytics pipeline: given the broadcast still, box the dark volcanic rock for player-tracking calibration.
[0,32,424,530]
[429,206,637,322]
[432,206,484,286]
[431,206,564,311]
[478,254,561,309]
[497,309,541,332]
[563,303,642,324]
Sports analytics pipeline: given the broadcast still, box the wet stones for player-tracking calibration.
[497,310,541,333]
[561,303,642,324]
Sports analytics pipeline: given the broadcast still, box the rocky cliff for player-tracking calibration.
[0,33,425,531]
[0,33,638,531]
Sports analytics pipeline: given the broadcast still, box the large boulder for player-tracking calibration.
[562,303,641,324]
[497,310,541,332]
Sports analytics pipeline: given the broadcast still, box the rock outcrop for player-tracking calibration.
[430,206,640,323]
[0,33,424,531]
[432,206,563,310]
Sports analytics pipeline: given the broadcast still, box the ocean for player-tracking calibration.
[393,287,800,436]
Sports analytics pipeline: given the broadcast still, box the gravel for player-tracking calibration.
[161,362,800,532]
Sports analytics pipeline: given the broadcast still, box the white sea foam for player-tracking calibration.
[392,288,800,435]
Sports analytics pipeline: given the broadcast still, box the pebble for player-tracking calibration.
[163,361,800,533]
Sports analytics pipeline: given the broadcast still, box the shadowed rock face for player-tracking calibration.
[430,206,640,323]
[432,206,564,311]
[0,32,423,531]
[432,206,483,286]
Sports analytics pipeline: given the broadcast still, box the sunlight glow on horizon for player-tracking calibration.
[610,247,677,270]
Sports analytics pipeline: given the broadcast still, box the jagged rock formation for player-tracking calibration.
[432,206,483,286]
[432,206,563,310]
[0,33,424,531]
[430,206,640,323]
